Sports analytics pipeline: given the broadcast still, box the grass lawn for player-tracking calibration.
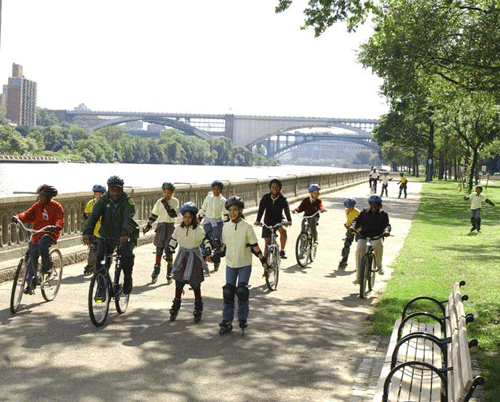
[372,179,500,402]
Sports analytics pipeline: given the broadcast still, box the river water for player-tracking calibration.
[0,163,354,197]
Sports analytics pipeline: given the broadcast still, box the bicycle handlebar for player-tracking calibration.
[260,221,287,230]
[349,227,390,241]
[12,218,59,235]
[296,210,325,219]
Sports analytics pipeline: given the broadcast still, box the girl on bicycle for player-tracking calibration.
[210,196,267,335]
[168,202,211,322]
[349,195,391,284]
[143,182,179,284]
[292,184,325,245]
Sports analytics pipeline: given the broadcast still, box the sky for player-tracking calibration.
[0,0,388,119]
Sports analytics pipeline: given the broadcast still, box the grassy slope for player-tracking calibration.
[372,180,500,401]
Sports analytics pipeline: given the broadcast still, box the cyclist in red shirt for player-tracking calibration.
[13,185,64,293]
[292,184,326,244]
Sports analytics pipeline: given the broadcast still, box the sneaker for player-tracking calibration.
[123,276,133,294]
[338,262,347,270]
[94,286,105,302]
[353,279,360,285]
[313,241,319,247]
[83,265,94,276]
[477,230,481,233]
[279,250,287,259]
[470,227,475,232]
[378,267,384,275]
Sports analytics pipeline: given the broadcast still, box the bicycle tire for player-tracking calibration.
[10,258,28,313]
[114,267,130,314]
[295,233,309,267]
[89,272,110,327]
[359,254,370,299]
[309,240,317,263]
[41,248,63,302]
[368,254,377,291]
[265,247,279,291]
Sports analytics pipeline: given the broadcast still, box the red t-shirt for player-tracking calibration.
[17,200,65,243]
[294,196,324,216]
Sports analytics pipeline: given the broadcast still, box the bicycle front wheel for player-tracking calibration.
[295,233,309,267]
[309,240,317,263]
[89,272,110,327]
[265,247,279,291]
[359,254,371,299]
[368,254,377,291]
[114,267,130,314]
[10,258,28,313]
[41,248,63,302]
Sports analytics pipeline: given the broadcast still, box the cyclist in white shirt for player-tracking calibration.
[369,167,380,193]
[463,185,495,233]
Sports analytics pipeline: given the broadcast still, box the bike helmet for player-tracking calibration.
[211,180,224,190]
[476,185,483,191]
[343,198,356,208]
[400,172,404,176]
[107,175,124,187]
[368,194,383,205]
[225,196,245,210]
[36,184,58,198]
[162,182,175,191]
[308,183,320,193]
[180,202,198,215]
[269,178,282,189]
[92,184,106,193]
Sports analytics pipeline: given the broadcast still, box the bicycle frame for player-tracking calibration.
[260,222,285,291]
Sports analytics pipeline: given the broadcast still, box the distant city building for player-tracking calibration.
[1,63,37,127]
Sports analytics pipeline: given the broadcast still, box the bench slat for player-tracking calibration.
[458,325,474,400]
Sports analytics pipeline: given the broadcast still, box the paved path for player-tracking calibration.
[0,179,422,402]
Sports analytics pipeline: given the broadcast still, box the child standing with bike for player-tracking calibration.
[255,178,292,259]
[349,195,391,284]
[292,184,325,245]
[143,182,179,284]
[167,202,211,323]
[338,198,359,270]
[463,185,495,233]
[83,184,106,276]
[13,184,64,294]
[210,196,267,335]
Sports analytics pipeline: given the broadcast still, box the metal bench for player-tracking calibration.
[374,281,484,402]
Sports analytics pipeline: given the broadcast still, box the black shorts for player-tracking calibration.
[262,225,286,239]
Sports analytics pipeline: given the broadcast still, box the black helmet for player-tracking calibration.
[211,180,224,190]
[180,202,198,215]
[92,184,106,193]
[162,182,175,191]
[107,175,124,187]
[36,184,58,198]
[225,196,245,210]
[269,178,282,189]
[368,194,383,205]
[476,185,483,191]
[400,172,404,176]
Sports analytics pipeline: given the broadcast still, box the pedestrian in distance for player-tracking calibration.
[208,196,268,335]
[338,198,359,270]
[83,184,106,276]
[143,182,179,284]
[254,178,292,259]
[397,172,408,198]
[292,183,326,245]
[463,185,495,233]
[83,176,139,295]
[167,202,211,323]
[13,184,64,294]
[380,172,392,197]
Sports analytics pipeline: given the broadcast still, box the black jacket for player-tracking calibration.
[256,193,292,225]
[351,208,391,238]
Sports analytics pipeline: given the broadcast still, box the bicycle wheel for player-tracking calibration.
[10,258,28,313]
[359,254,371,299]
[265,247,279,291]
[295,233,309,267]
[41,249,63,302]
[309,239,318,263]
[368,254,377,291]
[114,267,130,314]
[89,272,110,327]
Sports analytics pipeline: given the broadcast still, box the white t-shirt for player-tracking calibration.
[370,171,380,180]
[222,219,258,268]
[381,176,390,185]
[467,193,486,209]
[199,192,227,221]
[169,225,206,249]
[151,197,179,223]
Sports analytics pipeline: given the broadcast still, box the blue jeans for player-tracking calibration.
[203,221,223,241]
[222,265,251,322]
[470,208,481,230]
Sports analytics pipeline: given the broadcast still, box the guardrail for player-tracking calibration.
[0,169,368,263]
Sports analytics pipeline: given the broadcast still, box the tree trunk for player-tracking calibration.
[426,123,435,181]
[468,148,479,191]
[438,150,444,179]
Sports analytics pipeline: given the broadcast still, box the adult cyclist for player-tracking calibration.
[349,195,391,285]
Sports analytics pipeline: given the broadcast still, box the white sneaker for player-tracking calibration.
[378,267,384,275]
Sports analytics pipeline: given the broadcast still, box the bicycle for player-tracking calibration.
[10,219,63,314]
[88,237,130,327]
[260,221,285,291]
[295,210,324,267]
[351,229,386,299]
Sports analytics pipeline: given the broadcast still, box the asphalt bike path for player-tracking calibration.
[0,179,422,402]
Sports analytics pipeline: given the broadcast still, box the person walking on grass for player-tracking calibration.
[464,185,495,233]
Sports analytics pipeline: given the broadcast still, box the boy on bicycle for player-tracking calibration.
[143,182,179,284]
[13,184,64,293]
[338,198,359,270]
[292,183,325,245]
[254,178,292,259]
[83,184,106,276]
[350,195,390,284]
[464,185,495,233]
[83,176,139,295]
[369,167,380,193]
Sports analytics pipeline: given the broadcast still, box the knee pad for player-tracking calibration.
[236,283,249,302]
[222,284,236,304]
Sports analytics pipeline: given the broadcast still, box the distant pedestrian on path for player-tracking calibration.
[464,185,494,233]
[380,172,392,197]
